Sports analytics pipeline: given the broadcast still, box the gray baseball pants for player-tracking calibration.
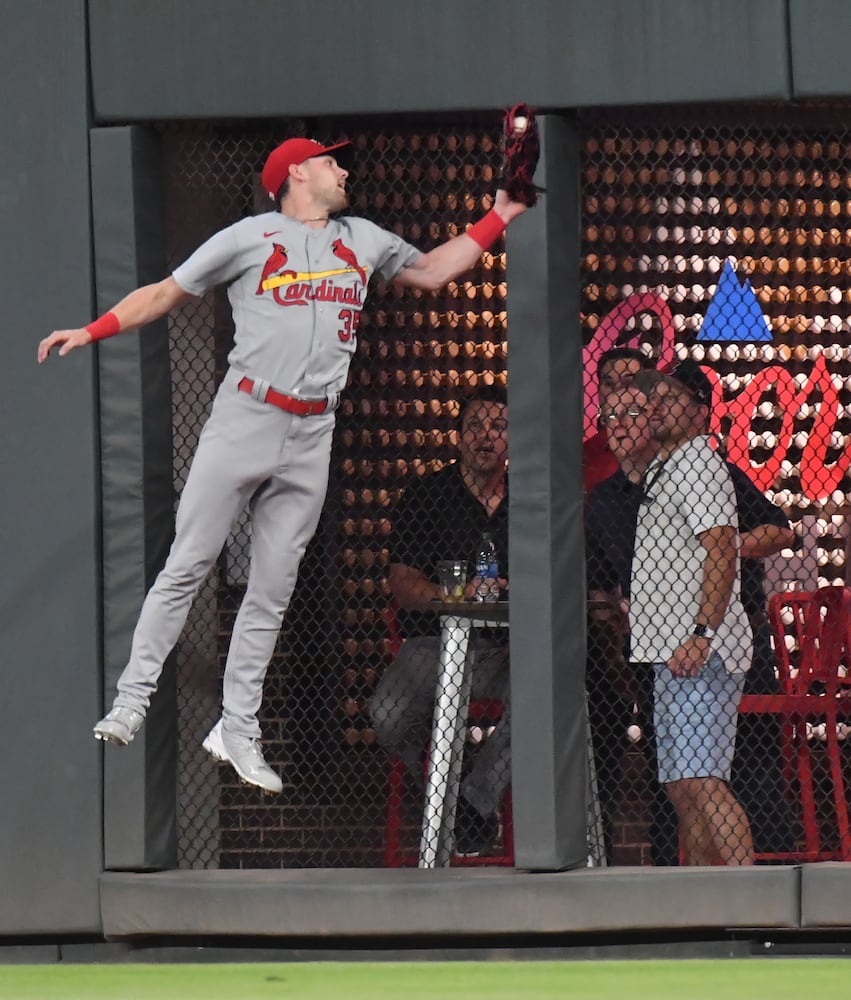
[112,368,335,738]
[370,635,511,818]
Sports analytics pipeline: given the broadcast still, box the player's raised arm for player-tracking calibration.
[394,104,539,293]
[37,276,195,363]
[393,190,528,292]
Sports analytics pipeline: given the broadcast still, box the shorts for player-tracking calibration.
[653,652,745,783]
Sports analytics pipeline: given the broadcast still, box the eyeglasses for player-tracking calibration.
[599,405,646,426]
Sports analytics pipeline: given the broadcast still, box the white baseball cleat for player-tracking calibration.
[93,707,145,745]
[202,719,283,795]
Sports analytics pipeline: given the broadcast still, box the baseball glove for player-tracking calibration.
[500,103,541,207]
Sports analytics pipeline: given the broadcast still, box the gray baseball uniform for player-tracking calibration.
[112,211,420,737]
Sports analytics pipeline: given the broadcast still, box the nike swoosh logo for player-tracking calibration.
[263,230,281,238]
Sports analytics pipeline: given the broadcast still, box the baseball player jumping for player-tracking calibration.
[37,134,533,793]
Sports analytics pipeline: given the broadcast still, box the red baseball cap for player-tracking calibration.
[261,138,353,199]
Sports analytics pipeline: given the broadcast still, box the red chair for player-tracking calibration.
[770,591,813,693]
[787,586,851,861]
[768,590,813,793]
[740,586,851,862]
[380,603,514,867]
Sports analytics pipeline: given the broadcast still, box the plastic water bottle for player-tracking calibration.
[474,532,499,603]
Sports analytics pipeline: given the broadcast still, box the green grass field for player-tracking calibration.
[0,959,849,1000]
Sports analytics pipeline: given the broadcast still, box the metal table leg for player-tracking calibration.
[418,614,472,868]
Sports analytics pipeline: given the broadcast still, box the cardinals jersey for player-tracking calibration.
[173,212,420,398]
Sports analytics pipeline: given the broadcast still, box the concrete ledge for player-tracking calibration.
[100,866,800,940]
[800,863,851,927]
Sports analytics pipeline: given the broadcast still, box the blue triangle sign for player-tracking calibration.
[697,261,773,342]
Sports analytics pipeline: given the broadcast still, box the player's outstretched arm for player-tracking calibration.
[37,277,195,363]
[394,190,528,293]
[394,105,540,292]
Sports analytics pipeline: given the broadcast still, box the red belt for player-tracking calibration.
[238,377,329,416]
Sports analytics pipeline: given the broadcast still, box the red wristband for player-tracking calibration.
[467,209,507,250]
[85,311,121,341]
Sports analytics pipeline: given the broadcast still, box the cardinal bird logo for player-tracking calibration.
[256,243,290,295]
[331,239,367,286]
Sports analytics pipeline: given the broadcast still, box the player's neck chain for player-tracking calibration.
[281,212,330,225]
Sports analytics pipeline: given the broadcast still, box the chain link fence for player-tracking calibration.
[160,117,508,868]
[159,105,851,871]
[581,104,851,865]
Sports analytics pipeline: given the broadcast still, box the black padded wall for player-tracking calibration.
[507,116,588,871]
[90,126,177,870]
[0,0,102,933]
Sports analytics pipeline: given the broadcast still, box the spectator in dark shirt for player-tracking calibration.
[370,385,509,856]
[586,378,666,861]
[584,346,655,862]
[583,347,655,493]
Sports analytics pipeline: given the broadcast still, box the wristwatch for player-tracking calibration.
[692,623,715,640]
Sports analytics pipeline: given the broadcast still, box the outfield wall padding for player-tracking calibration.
[507,115,588,872]
[87,0,791,121]
[0,0,102,935]
[99,866,801,938]
[90,125,177,871]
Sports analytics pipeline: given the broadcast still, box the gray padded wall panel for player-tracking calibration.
[88,0,790,121]
[507,116,587,871]
[99,866,801,938]
[789,0,851,97]
[90,127,177,870]
[799,863,851,927]
[0,0,102,933]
